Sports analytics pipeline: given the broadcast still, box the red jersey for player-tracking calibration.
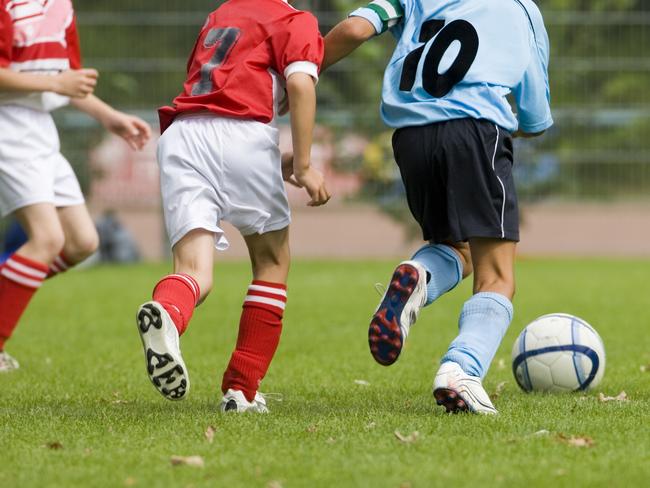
[0,0,82,111]
[159,0,323,133]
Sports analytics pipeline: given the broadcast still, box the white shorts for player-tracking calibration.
[0,105,84,217]
[158,115,291,250]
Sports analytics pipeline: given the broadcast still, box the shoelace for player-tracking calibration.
[257,392,283,403]
[374,283,386,297]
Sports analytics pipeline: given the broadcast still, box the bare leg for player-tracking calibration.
[172,228,216,304]
[469,237,516,299]
[221,227,290,407]
[14,203,65,264]
[56,204,100,265]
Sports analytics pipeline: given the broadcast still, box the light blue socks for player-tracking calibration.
[442,292,513,379]
[411,244,463,306]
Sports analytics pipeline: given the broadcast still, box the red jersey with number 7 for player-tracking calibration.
[158,0,323,133]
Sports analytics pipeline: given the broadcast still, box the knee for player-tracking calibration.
[65,230,100,264]
[29,229,66,262]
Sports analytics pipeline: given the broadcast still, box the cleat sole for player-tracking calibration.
[136,303,189,401]
[434,387,469,414]
[368,264,420,366]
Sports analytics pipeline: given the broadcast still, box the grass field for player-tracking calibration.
[1,259,649,487]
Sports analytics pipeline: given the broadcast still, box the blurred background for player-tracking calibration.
[4,0,650,261]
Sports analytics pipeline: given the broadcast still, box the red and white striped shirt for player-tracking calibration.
[0,0,82,111]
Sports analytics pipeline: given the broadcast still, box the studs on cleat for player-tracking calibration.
[224,399,238,412]
[146,348,173,375]
[138,304,163,333]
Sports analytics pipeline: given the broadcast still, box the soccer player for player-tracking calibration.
[135,0,329,412]
[323,0,552,414]
[0,0,151,372]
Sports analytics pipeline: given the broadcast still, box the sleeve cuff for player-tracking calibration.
[349,8,383,35]
[519,116,554,134]
[284,61,319,83]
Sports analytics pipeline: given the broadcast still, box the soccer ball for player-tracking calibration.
[511,313,605,392]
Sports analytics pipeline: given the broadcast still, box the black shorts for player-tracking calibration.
[392,118,519,243]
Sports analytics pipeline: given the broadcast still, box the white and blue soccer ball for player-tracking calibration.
[511,313,606,393]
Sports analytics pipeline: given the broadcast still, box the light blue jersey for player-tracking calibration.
[349,0,553,133]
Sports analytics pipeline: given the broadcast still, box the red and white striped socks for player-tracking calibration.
[47,252,71,279]
[221,280,287,402]
[152,273,201,336]
[0,254,48,350]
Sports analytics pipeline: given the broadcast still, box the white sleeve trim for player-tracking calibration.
[284,61,319,83]
[350,9,383,35]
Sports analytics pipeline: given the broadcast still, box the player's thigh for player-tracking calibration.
[445,119,519,242]
[468,237,516,298]
[392,126,448,242]
[220,120,290,237]
[172,228,216,299]
[243,227,290,284]
[57,204,99,261]
[158,120,226,251]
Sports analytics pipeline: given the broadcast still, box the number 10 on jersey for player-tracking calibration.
[399,19,479,98]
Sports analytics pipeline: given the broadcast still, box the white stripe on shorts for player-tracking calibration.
[491,125,506,239]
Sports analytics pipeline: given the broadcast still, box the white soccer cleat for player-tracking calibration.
[136,301,189,400]
[368,260,427,365]
[0,351,19,372]
[220,389,269,413]
[433,361,498,415]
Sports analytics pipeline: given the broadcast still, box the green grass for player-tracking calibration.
[1,259,650,487]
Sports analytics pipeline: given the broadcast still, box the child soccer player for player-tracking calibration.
[0,0,151,371]
[135,0,329,412]
[323,0,552,414]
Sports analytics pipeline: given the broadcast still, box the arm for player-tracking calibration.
[286,72,330,206]
[71,94,151,151]
[512,8,553,137]
[322,17,376,71]
[0,68,98,97]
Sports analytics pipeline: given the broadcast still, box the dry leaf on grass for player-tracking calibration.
[365,421,376,430]
[44,441,63,450]
[204,425,216,444]
[112,393,129,405]
[354,379,370,386]
[491,381,507,400]
[394,431,420,444]
[640,364,650,373]
[598,391,628,403]
[326,437,336,444]
[170,455,205,468]
[124,477,136,487]
[533,429,550,436]
[556,434,595,448]
[496,358,506,370]
[268,481,283,488]
[306,424,318,433]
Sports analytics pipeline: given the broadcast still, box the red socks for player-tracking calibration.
[0,254,48,350]
[152,274,200,336]
[221,280,287,402]
[47,252,71,279]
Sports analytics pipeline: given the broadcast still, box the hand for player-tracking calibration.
[103,110,152,150]
[281,152,301,188]
[294,165,331,207]
[52,69,98,98]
